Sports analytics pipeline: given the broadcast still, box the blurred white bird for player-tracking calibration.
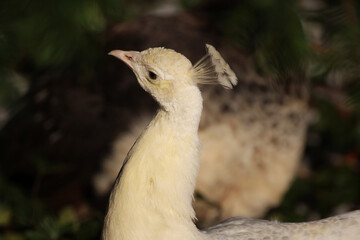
[102,45,360,240]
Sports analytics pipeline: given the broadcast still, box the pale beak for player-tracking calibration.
[108,50,140,70]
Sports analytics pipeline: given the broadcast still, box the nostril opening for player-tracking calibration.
[125,54,133,61]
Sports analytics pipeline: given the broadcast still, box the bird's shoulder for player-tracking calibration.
[201,211,360,240]
[201,217,291,240]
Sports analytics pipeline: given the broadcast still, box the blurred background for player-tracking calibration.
[1,0,360,239]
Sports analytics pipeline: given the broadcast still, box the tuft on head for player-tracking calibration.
[190,44,238,89]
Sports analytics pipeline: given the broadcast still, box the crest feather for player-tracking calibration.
[191,44,238,89]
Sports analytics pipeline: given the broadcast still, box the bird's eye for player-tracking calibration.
[149,71,157,80]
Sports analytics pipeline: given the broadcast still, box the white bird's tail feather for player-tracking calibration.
[191,44,238,89]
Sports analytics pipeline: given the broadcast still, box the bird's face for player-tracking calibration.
[109,47,194,107]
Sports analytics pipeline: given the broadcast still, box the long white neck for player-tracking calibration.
[102,85,205,240]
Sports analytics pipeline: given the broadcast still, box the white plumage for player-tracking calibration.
[191,44,238,89]
[102,45,360,240]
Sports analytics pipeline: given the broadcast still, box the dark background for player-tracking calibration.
[1,0,360,239]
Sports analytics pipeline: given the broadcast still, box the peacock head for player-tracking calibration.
[109,45,238,109]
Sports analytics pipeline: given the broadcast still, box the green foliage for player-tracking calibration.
[302,0,360,109]
[267,166,360,222]
[305,1,360,75]
[222,0,309,81]
[0,174,101,240]
[0,0,127,69]
[0,70,27,108]
[313,99,360,151]
[0,0,137,128]
[180,0,203,9]
[348,80,360,109]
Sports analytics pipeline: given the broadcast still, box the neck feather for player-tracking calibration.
[102,86,205,240]
[162,85,203,135]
